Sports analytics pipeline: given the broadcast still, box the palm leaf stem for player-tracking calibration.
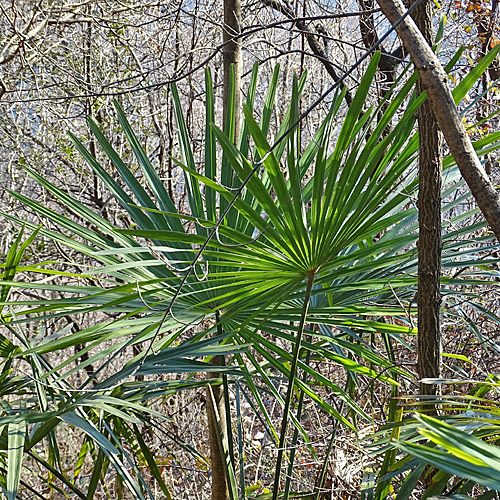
[272,272,315,499]
[375,331,400,500]
[235,381,246,500]
[283,332,313,500]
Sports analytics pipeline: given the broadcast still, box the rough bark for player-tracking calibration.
[376,0,500,242]
[412,0,442,407]
[223,0,242,140]
[209,0,242,488]
[207,351,230,500]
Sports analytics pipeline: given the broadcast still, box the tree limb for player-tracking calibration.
[358,0,404,96]
[262,0,354,105]
[377,0,500,242]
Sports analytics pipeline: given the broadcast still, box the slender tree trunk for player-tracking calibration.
[223,0,242,141]
[207,4,242,498]
[207,342,230,500]
[358,0,404,106]
[376,0,500,242]
[412,0,442,409]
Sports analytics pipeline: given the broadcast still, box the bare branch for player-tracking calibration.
[261,0,354,104]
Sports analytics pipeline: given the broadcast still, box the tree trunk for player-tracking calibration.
[207,349,230,500]
[223,0,242,141]
[358,0,404,105]
[412,0,442,409]
[376,0,500,242]
[208,0,242,488]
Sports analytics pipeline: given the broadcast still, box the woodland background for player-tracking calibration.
[1,0,500,499]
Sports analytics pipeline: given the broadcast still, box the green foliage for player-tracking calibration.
[1,56,500,499]
[367,377,500,499]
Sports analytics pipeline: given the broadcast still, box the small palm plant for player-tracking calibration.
[364,374,500,499]
[1,52,499,499]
